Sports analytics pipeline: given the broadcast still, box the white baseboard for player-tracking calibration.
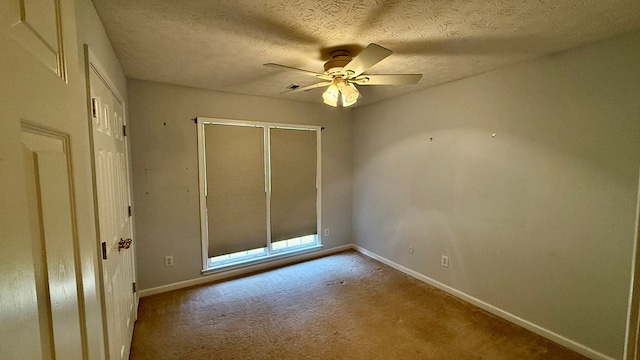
[138,244,353,298]
[352,244,616,360]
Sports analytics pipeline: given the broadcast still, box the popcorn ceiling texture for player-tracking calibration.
[92,0,640,106]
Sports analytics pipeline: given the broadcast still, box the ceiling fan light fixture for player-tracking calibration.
[322,78,359,107]
[342,93,357,107]
[323,96,338,107]
[341,83,360,104]
[322,83,339,107]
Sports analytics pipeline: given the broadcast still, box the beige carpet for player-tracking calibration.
[130,251,587,359]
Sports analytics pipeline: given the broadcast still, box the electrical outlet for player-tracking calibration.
[164,255,174,267]
[441,255,449,268]
[409,244,414,254]
[324,228,330,236]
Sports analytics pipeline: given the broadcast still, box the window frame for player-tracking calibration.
[196,117,322,272]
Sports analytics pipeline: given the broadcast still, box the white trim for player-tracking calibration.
[86,49,125,104]
[139,244,352,298]
[316,129,322,247]
[197,116,321,132]
[624,168,640,360]
[196,121,209,271]
[206,243,321,273]
[351,245,616,360]
[265,127,273,253]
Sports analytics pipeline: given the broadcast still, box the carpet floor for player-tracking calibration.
[130,251,588,359]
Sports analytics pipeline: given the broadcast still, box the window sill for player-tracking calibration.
[201,244,323,275]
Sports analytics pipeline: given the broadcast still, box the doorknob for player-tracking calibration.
[118,238,132,252]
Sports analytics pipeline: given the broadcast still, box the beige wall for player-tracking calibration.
[127,80,353,290]
[76,0,127,95]
[352,31,640,359]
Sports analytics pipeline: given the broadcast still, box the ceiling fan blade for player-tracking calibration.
[352,74,422,85]
[264,63,332,80]
[342,43,392,78]
[279,81,332,94]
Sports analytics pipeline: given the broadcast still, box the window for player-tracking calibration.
[196,117,322,270]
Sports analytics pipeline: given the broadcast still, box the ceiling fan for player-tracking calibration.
[264,43,422,107]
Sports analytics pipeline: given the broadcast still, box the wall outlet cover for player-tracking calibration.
[164,255,174,267]
[441,255,449,268]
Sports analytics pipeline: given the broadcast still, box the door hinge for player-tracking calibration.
[91,98,98,118]
[122,125,127,137]
[132,282,137,293]
[101,242,107,260]
[128,205,132,217]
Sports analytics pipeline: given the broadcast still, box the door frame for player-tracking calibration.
[625,168,640,360]
[83,45,138,360]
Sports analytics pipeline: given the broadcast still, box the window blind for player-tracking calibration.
[205,124,267,257]
[269,128,317,243]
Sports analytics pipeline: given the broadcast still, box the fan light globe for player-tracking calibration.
[322,83,339,107]
[342,94,356,107]
[323,97,338,107]
[341,83,360,103]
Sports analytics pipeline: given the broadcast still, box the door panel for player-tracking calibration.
[2,0,66,79]
[90,65,135,360]
[20,124,84,360]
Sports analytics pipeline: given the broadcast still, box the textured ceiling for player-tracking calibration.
[92,0,640,107]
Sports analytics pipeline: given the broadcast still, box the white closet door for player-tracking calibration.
[90,65,135,360]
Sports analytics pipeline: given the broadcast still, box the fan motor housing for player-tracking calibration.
[324,50,352,76]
